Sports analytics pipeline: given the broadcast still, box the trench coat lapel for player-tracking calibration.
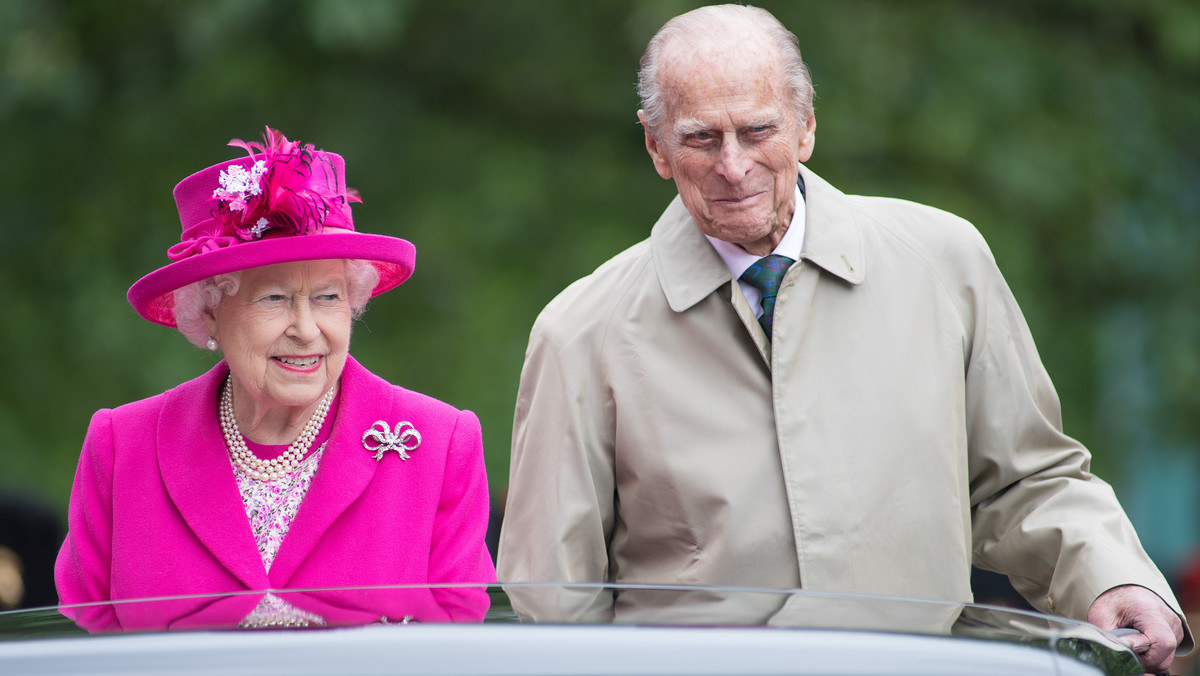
[267,356,382,586]
[796,164,865,286]
[652,196,732,314]
[158,362,269,590]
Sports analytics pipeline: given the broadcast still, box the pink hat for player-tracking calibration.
[128,127,415,327]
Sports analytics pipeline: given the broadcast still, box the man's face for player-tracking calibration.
[640,50,815,255]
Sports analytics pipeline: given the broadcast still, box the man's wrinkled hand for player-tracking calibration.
[1089,585,1183,675]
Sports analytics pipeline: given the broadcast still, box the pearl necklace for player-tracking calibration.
[219,377,335,482]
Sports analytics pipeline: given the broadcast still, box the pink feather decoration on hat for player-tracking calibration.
[212,126,361,242]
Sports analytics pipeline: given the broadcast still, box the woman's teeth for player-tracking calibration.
[277,356,320,367]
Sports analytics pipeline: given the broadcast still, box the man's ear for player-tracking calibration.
[638,110,674,180]
[797,112,816,163]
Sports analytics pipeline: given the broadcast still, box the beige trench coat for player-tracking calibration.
[498,165,1186,634]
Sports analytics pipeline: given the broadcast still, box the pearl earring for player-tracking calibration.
[206,338,219,351]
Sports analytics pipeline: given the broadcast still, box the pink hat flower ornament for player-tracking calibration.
[128,126,415,327]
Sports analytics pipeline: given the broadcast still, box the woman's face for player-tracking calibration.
[205,259,352,415]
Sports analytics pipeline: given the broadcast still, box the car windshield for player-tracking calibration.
[0,584,1144,676]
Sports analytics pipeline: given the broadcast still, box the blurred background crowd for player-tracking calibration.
[1,0,1197,619]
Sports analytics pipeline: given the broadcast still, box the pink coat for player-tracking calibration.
[55,356,496,631]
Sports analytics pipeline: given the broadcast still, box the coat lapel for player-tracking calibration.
[158,362,270,590]
[651,195,733,314]
[268,356,382,586]
[796,164,866,286]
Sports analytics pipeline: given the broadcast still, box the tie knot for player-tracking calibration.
[739,254,795,296]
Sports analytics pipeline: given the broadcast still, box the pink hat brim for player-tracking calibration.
[127,230,416,327]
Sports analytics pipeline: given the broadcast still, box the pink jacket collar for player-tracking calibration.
[157,356,384,588]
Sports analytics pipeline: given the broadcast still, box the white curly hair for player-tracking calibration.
[173,258,380,349]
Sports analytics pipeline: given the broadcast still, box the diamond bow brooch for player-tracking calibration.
[362,420,421,461]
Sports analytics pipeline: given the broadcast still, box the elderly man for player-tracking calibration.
[497,4,1189,672]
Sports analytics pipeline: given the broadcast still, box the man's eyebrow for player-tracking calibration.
[745,114,783,129]
[673,118,709,137]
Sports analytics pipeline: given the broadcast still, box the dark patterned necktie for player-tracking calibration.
[739,254,795,339]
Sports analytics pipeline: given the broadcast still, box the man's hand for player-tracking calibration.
[1088,584,1183,675]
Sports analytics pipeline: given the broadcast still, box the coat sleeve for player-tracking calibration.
[54,408,121,632]
[429,408,497,621]
[497,313,617,621]
[958,230,1191,649]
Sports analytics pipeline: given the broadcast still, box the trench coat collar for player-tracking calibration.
[652,164,865,313]
[158,355,382,589]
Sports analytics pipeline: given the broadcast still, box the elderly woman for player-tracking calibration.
[55,128,495,631]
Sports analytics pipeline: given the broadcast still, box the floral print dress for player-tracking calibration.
[231,394,338,627]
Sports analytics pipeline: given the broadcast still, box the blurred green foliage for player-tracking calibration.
[1,1,1197,569]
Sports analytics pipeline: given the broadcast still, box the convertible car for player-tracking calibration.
[0,584,1146,675]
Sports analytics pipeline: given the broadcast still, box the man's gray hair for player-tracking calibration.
[637,4,814,135]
